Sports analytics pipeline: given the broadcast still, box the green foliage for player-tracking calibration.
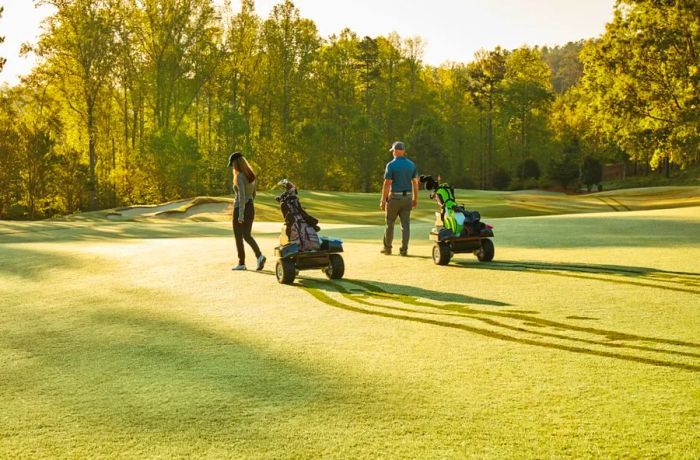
[603,162,700,190]
[518,158,541,180]
[407,114,447,177]
[501,47,554,179]
[150,131,201,200]
[0,95,21,217]
[53,149,87,214]
[32,0,118,210]
[489,167,511,190]
[580,0,700,168]
[540,41,584,94]
[0,6,6,73]
[0,0,697,218]
[549,138,582,190]
[466,47,508,185]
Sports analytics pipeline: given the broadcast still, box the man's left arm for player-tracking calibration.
[411,177,419,209]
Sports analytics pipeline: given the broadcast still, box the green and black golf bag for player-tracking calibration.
[419,175,483,238]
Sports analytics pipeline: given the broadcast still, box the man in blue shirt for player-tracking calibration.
[380,141,418,256]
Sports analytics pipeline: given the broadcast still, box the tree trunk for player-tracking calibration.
[112,136,117,207]
[520,107,527,179]
[27,166,35,220]
[87,108,97,211]
[479,114,485,190]
[487,95,493,180]
[195,93,199,145]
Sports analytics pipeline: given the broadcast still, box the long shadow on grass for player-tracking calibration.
[457,260,700,295]
[1,307,336,432]
[298,279,700,372]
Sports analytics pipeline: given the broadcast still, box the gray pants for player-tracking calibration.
[383,195,412,252]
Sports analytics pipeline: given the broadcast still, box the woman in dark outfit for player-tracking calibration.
[229,152,266,271]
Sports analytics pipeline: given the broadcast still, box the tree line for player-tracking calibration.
[0,0,697,219]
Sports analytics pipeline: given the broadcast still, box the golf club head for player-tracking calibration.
[278,178,296,189]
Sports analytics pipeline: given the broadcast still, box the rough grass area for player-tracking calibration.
[1,187,698,458]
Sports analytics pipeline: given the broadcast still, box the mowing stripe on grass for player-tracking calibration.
[596,196,620,212]
[608,197,632,211]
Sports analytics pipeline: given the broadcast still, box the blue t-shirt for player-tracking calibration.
[384,157,417,193]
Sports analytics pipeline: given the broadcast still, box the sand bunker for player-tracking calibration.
[107,197,232,222]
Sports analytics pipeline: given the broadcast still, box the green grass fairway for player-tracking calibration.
[1,187,699,458]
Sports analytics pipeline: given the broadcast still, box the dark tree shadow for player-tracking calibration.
[0,306,339,433]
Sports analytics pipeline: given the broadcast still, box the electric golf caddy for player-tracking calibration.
[419,175,495,266]
[273,179,345,284]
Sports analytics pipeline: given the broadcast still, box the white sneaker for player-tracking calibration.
[232,264,247,271]
[256,255,267,271]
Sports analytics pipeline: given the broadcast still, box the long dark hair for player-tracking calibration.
[231,154,256,182]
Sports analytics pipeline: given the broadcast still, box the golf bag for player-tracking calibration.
[276,180,321,251]
[419,175,483,238]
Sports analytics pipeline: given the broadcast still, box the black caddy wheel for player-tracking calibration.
[324,254,345,280]
[476,238,495,262]
[432,243,451,265]
[276,258,296,284]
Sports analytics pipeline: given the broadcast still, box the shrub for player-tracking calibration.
[490,167,512,190]
[524,178,540,189]
[518,158,541,180]
[581,156,603,191]
[509,179,524,191]
[549,155,579,190]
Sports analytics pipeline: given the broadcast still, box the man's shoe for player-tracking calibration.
[256,255,266,271]
[380,248,392,255]
[232,264,247,271]
[399,250,408,257]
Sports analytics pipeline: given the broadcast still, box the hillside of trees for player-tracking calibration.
[0,0,698,219]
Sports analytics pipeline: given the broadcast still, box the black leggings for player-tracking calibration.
[233,200,261,265]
